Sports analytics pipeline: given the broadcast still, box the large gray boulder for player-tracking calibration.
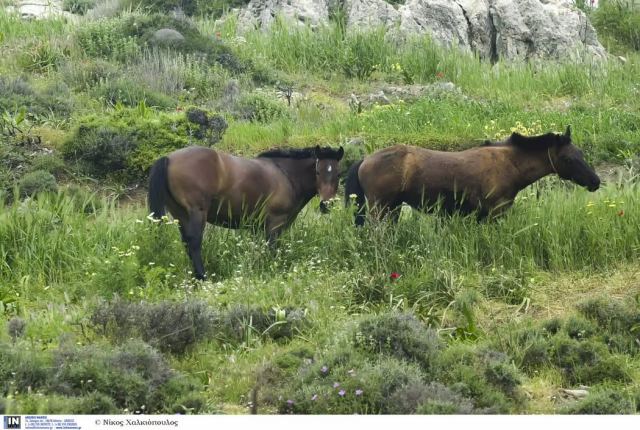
[235,0,606,61]
[237,0,329,31]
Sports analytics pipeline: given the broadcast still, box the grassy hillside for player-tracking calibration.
[1,1,639,415]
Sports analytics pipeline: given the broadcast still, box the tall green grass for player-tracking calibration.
[1,180,637,315]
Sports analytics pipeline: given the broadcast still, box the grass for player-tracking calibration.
[0,5,640,415]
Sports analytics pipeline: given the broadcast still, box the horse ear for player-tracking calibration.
[314,145,321,158]
[564,125,571,139]
[337,147,344,160]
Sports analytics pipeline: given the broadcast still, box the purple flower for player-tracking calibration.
[355,389,363,396]
[311,394,318,401]
[286,399,294,406]
[333,382,340,388]
[320,366,328,374]
[338,390,346,397]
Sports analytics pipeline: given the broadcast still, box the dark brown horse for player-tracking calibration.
[345,126,600,225]
[148,145,344,279]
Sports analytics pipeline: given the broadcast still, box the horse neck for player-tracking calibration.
[272,158,317,203]
[505,147,555,192]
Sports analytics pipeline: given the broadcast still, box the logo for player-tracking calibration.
[3,416,21,429]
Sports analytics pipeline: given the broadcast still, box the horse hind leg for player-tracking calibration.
[179,210,207,280]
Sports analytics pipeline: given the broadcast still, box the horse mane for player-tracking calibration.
[481,132,567,150]
[505,132,567,150]
[257,146,343,160]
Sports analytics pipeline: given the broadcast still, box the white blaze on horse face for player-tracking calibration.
[327,165,332,173]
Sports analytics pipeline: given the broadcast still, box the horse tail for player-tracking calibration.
[345,159,366,227]
[148,156,170,219]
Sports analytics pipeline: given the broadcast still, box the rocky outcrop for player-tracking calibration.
[237,0,329,31]
[236,0,606,61]
[7,0,73,20]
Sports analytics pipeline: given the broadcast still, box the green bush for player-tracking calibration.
[62,108,208,180]
[353,312,441,369]
[386,382,476,414]
[91,299,217,355]
[592,0,640,52]
[51,341,205,413]
[18,170,57,197]
[75,18,140,62]
[236,93,289,123]
[434,346,523,413]
[30,154,65,176]
[277,353,425,414]
[0,77,73,119]
[564,389,636,414]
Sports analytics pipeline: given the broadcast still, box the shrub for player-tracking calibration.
[75,18,140,61]
[185,107,228,145]
[277,354,425,414]
[386,382,476,414]
[62,0,97,15]
[51,341,205,413]
[564,389,636,414]
[236,93,289,123]
[0,343,52,395]
[7,317,26,342]
[62,108,208,180]
[574,355,632,384]
[353,312,441,369]
[30,154,65,176]
[18,170,57,197]
[0,77,72,119]
[17,41,64,73]
[434,346,522,413]
[91,299,218,355]
[592,0,640,52]
[578,296,639,334]
[563,315,597,340]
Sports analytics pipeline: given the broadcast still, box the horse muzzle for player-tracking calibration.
[319,200,330,214]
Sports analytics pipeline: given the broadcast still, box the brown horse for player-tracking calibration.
[345,126,600,225]
[148,145,344,279]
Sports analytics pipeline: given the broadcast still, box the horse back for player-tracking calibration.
[166,146,288,223]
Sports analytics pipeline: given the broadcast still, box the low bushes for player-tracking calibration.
[263,312,524,414]
[1,339,207,414]
[61,106,227,180]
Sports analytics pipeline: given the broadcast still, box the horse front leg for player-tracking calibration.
[265,214,289,250]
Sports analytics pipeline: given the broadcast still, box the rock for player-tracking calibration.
[234,0,607,62]
[347,137,364,146]
[14,0,72,20]
[368,90,391,105]
[345,0,399,29]
[488,0,606,62]
[399,0,470,49]
[238,0,329,31]
[561,388,589,399]
[150,28,185,46]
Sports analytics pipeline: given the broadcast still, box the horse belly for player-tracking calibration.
[404,187,480,215]
[206,198,264,229]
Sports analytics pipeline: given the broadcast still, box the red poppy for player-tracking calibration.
[618,210,624,217]
[390,272,401,280]
[436,72,445,79]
